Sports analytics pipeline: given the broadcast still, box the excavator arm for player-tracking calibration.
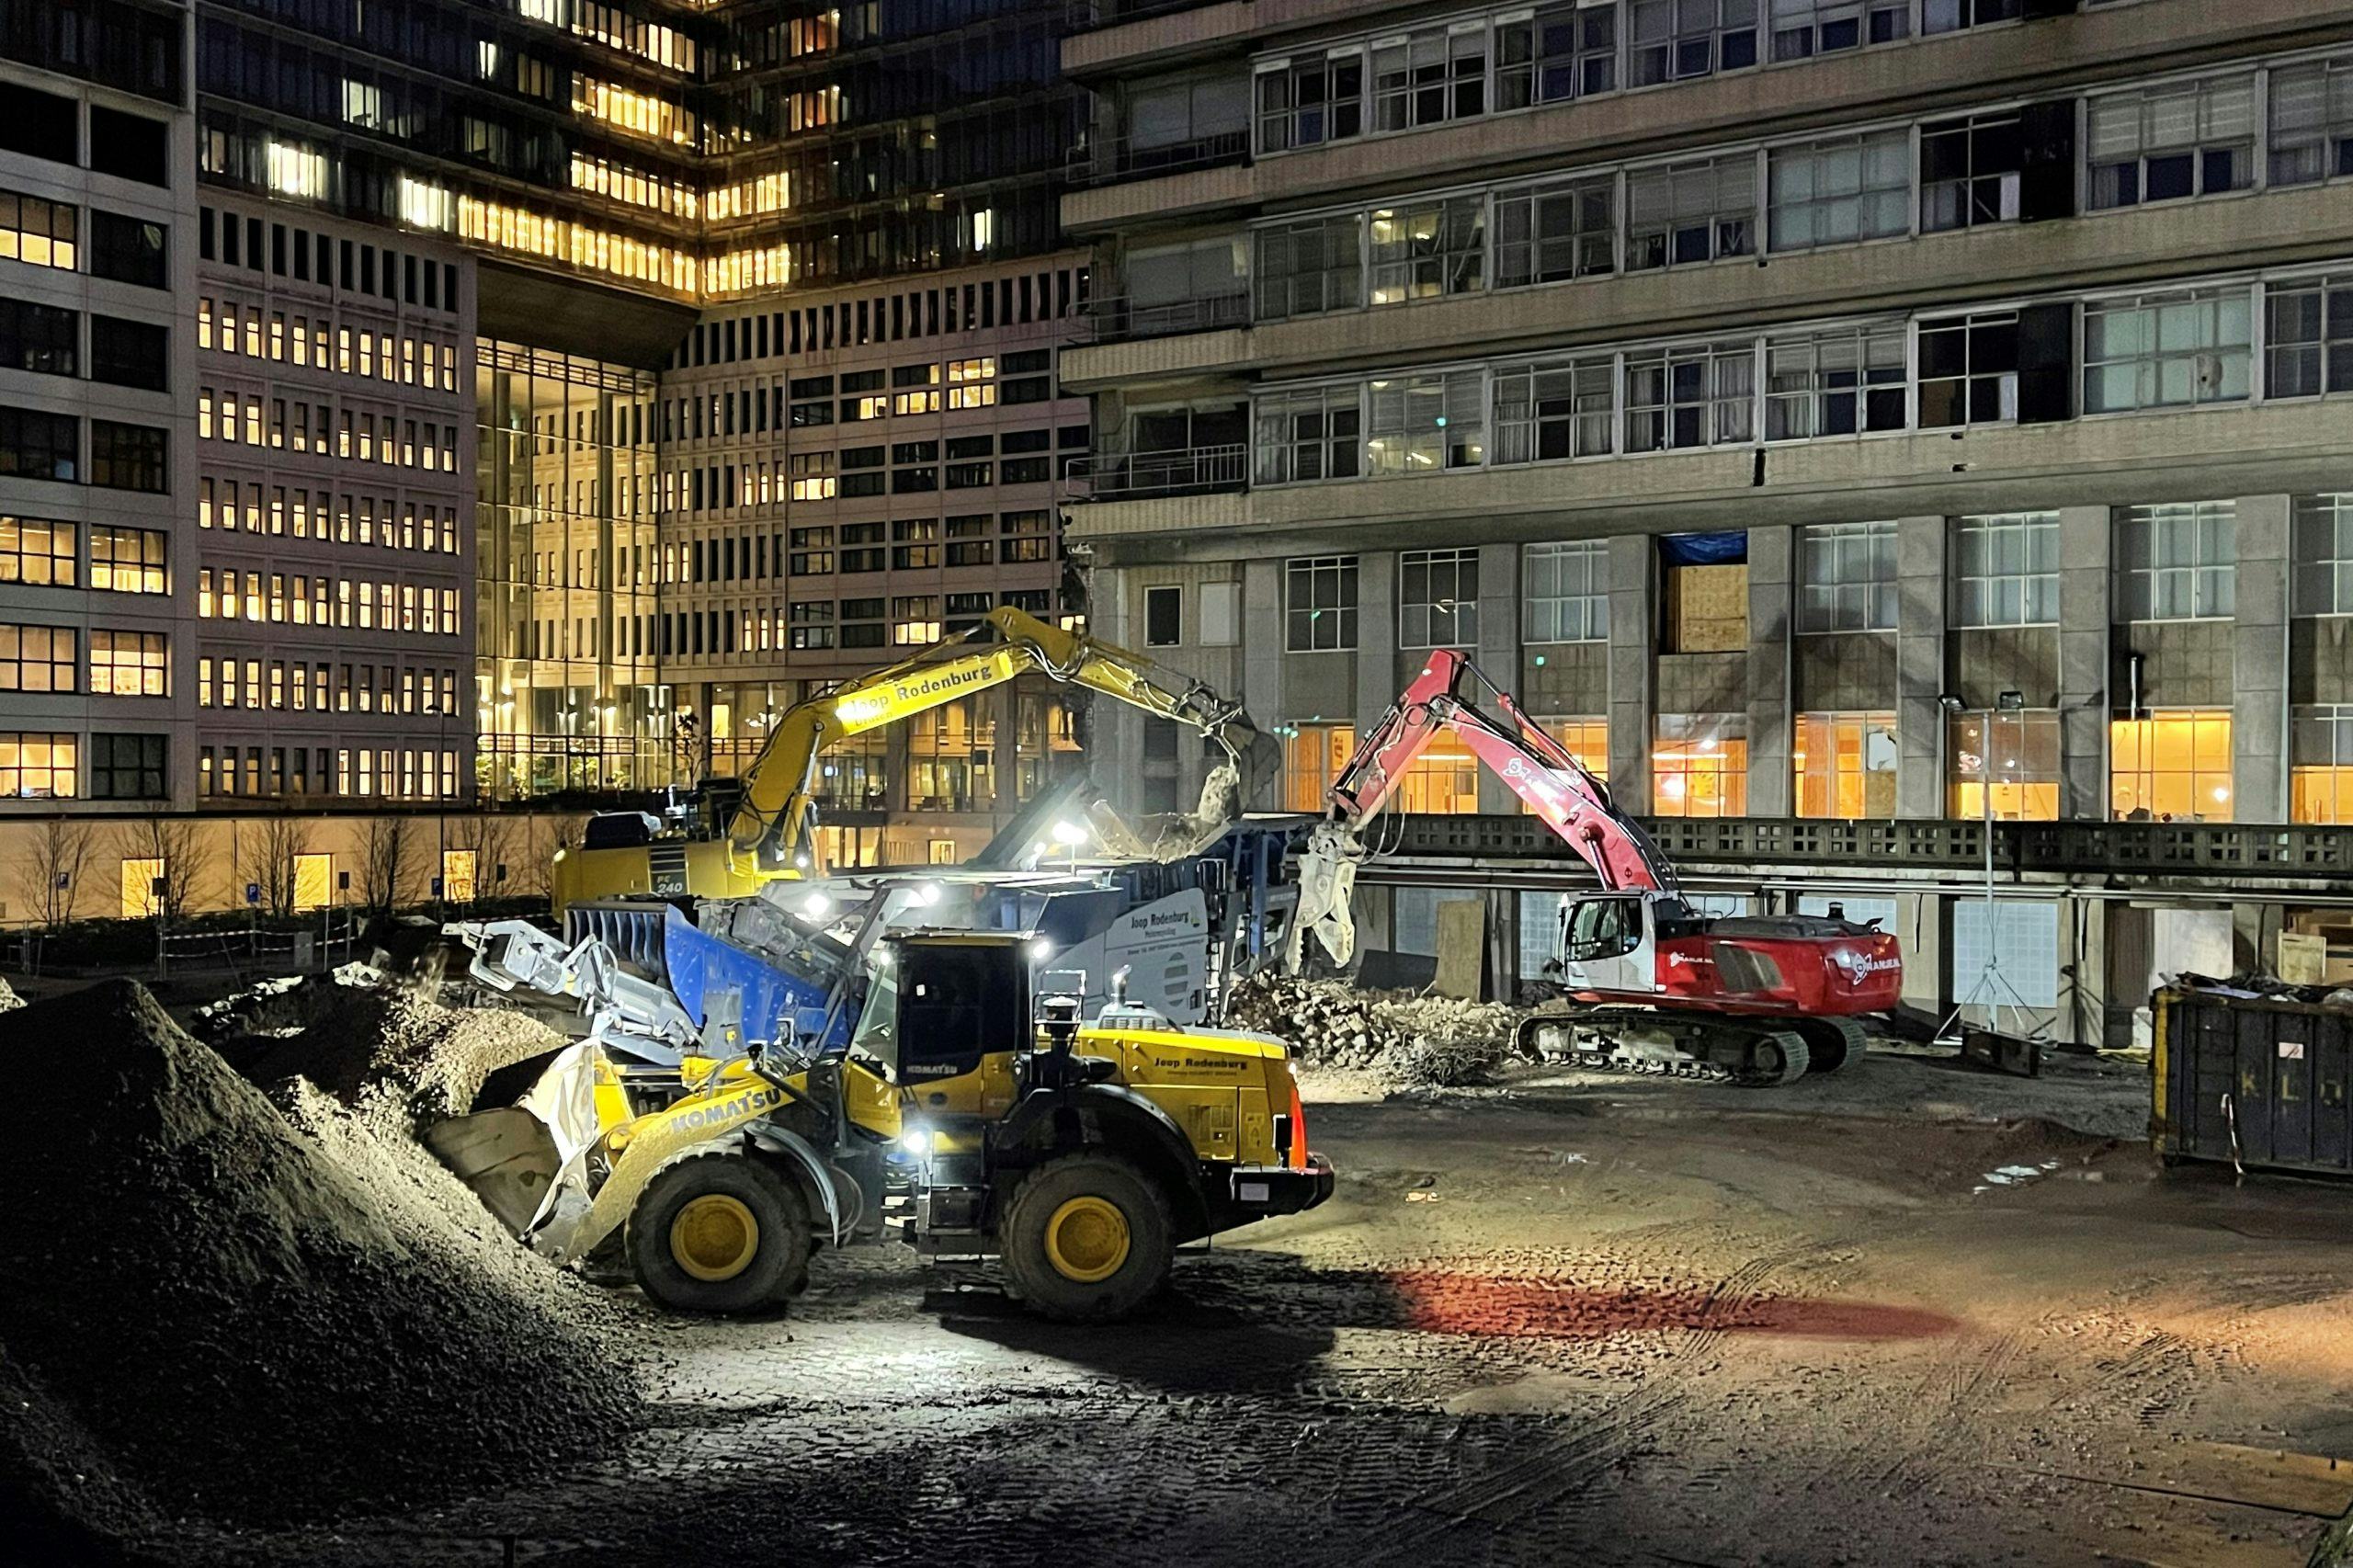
[727,606,1271,879]
[1290,649,1677,970]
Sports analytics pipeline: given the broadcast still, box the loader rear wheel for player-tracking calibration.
[626,1152,811,1314]
[1000,1153,1172,1324]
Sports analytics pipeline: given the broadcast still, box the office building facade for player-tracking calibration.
[1061,0,2353,1033]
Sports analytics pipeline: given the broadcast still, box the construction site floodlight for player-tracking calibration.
[1996,690,2027,711]
[1938,693,1966,712]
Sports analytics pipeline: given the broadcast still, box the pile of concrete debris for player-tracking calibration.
[0,978,637,1564]
[1227,971,1526,1087]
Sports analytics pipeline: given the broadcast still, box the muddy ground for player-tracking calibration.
[158,1046,2353,1568]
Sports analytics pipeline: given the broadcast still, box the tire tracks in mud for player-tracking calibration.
[1343,1237,1846,1566]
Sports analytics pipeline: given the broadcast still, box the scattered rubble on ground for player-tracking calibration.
[0,979,638,1559]
[1228,971,1526,1087]
[0,976,20,1015]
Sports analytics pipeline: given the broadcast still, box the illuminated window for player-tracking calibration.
[441,849,477,902]
[1397,732,1481,814]
[1281,722,1356,812]
[2292,704,2353,822]
[0,517,74,586]
[89,631,167,697]
[1949,710,2061,819]
[1524,719,1608,803]
[120,855,162,915]
[1654,714,1747,817]
[0,191,76,271]
[0,732,74,798]
[2111,709,2233,821]
[1792,711,1896,819]
[265,141,328,199]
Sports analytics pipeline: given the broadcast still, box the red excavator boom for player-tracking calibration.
[1288,649,1900,1084]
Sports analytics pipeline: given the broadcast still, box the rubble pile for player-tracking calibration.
[1228,972,1526,1087]
[0,981,638,1557]
[212,965,565,1120]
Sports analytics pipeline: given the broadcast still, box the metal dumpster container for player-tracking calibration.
[2153,986,2353,1176]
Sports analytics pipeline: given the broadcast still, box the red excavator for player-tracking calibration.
[1288,649,1902,1086]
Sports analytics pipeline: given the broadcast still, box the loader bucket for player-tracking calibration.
[423,1108,562,1239]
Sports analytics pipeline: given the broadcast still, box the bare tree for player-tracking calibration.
[19,816,94,931]
[520,812,585,902]
[116,817,205,921]
[456,812,520,906]
[358,814,413,916]
[237,813,309,918]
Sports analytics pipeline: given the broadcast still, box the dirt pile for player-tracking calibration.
[221,969,565,1120]
[1229,972,1525,1086]
[0,980,637,1540]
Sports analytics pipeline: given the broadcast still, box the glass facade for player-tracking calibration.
[474,341,665,797]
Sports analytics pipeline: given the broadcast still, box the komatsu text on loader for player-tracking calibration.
[430,930,1333,1322]
[1288,650,1902,1086]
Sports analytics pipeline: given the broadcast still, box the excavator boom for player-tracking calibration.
[1291,650,1677,969]
[727,605,1271,880]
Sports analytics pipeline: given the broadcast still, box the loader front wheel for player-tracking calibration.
[626,1152,811,1314]
[1000,1153,1172,1324]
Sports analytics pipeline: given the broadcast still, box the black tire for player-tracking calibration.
[625,1150,812,1314]
[998,1153,1174,1324]
[1735,1029,1811,1088]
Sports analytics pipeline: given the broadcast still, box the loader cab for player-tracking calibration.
[853,933,1031,1085]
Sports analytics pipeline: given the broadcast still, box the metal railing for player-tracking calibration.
[1084,290,1251,343]
[1066,130,1249,187]
[1064,444,1248,500]
[1375,812,2353,882]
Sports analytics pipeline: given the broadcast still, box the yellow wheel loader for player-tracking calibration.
[430,931,1333,1322]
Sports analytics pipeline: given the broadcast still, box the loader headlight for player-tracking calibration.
[899,1128,930,1157]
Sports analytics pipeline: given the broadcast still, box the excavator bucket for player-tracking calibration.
[423,1041,611,1257]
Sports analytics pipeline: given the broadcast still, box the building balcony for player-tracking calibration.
[1084,290,1251,345]
[1375,812,2353,892]
[1067,131,1249,189]
[1064,443,1248,501]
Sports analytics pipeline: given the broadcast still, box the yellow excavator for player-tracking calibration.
[429,929,1333,1321]
[554,607,1268,912]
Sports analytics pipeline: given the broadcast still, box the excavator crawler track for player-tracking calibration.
[1518,1006,1816,1088]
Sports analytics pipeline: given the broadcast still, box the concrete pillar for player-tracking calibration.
[1089,565,1145,814]
[2233,494,2290,824]
[1353,551,1397,733]
[1606,534,1655,813]
[1477,541,1522,812]
[1894,515,1949,819]
[1898,891,1946,1017]
[2233,900,2280,976]
[2061,893,2110,1050]
[2056,505,2113,821]
[1745,525,1793,818]
[1242,560,1283,810]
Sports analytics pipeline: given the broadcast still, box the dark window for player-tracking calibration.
[841,445,884,469]
[1002,376,1052,404]
[0,83,75,165]
[88,420,166,493]
[1001,428,1050,453]
[1003,348,1051,374]
[790,375,833,397]
[88,733,166,799]
[947,435,993,460]
[1060,425,1091,449]
[841,472,884,498]
[841,369,883,392]
[0,301,77,376]
[1000,458,1051,484]
[0,407,77,483]
[89,108,168,187]
[89,315,167,391]
[89,210,166,288]
[1145,585,1181,646]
